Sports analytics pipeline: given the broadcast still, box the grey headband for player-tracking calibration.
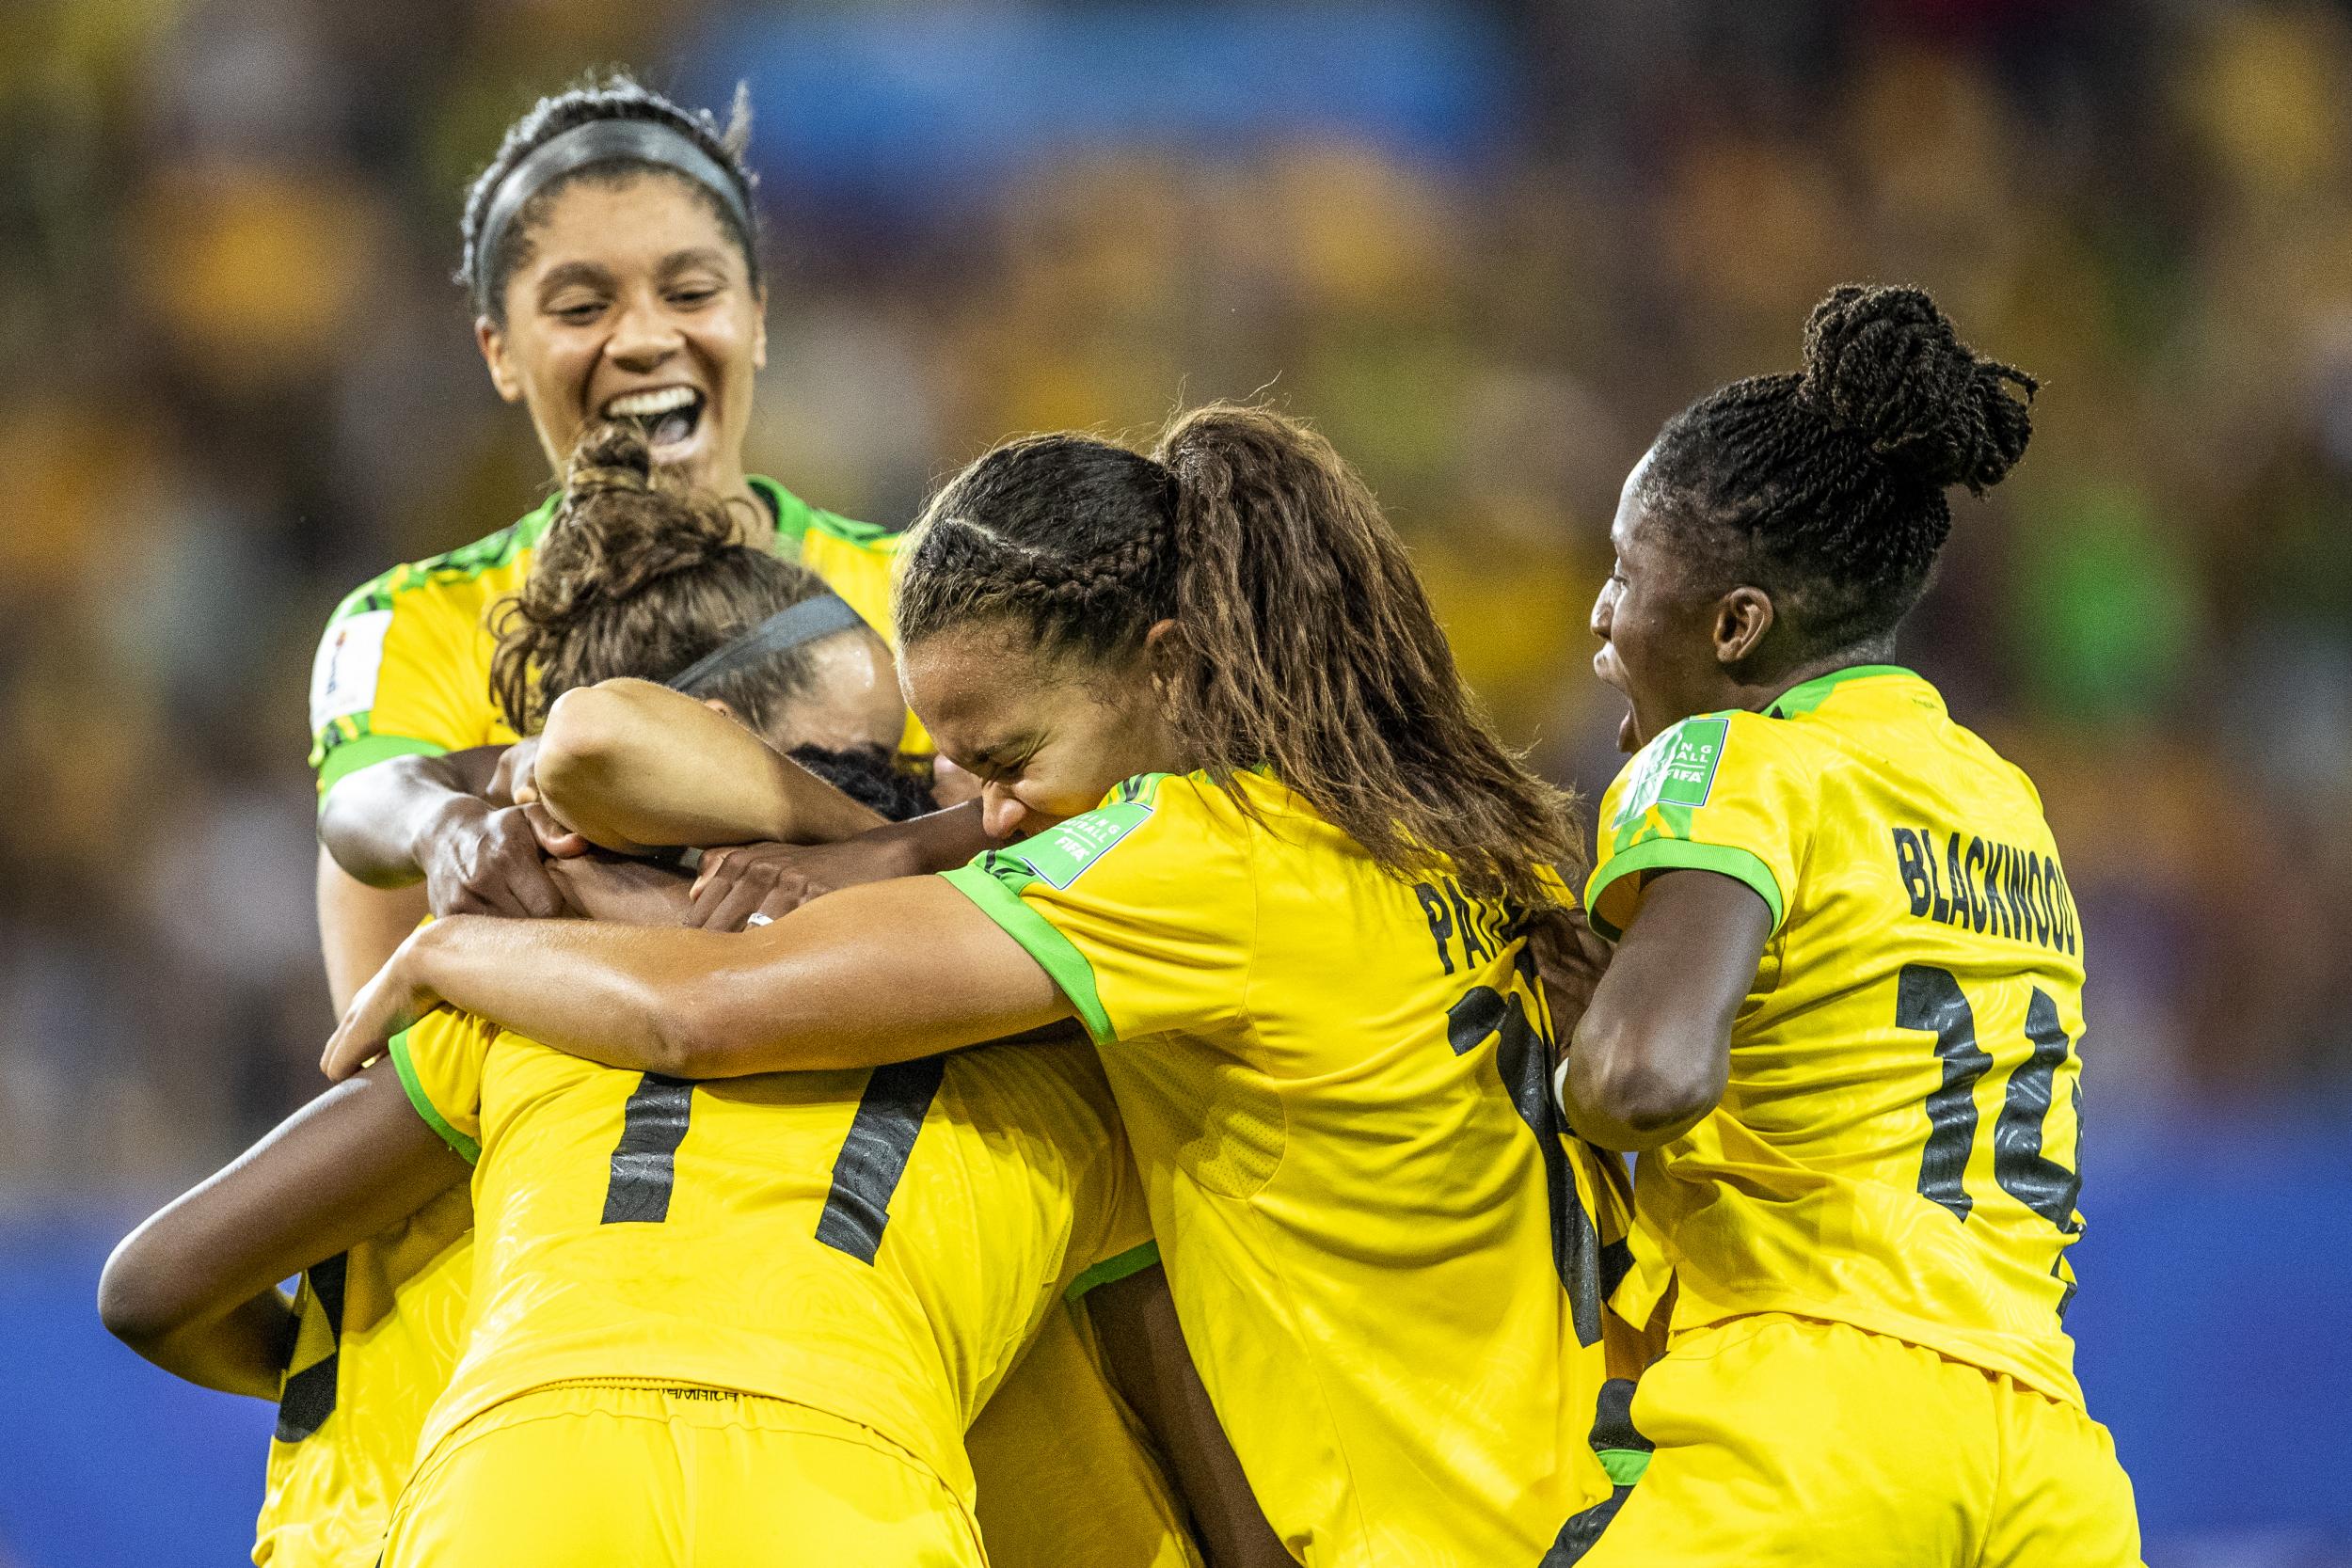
[473,119,755,314]
[665,594,867,696]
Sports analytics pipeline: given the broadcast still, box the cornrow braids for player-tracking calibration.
[1643,283,2036,660]
[897,405,1584,911]
[490,423,829,736]
[458,72,760,325]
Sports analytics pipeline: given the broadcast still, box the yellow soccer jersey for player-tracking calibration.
[969,1297,1202,1568]
[253,1188,472,1568]
[308,475,909,794]
[943,769,1634,1567]
[389,1012,1153,1501]
[1586,665,2090,1404]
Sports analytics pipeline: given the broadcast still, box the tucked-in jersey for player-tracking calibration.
[308,476,909,794]
[389,1013,1152,1502]
[252,1190,471,1568]
[1585,666,2089,1404]
[944,769,1633,1567]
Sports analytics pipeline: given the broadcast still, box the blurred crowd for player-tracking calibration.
[3,0,2348,1196]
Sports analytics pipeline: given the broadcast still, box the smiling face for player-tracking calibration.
[900,620,1184,841]
[1590,449,1770,752]
[476,173,765,501]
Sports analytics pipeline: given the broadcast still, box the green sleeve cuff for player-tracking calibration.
[1584,839,1785,942]
[938,863,1114,1047]
[389,1029,480,1164]
[315,734,450,801]
[1066,1240,1161,1302]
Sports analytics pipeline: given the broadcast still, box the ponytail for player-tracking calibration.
[897,403,1583,909]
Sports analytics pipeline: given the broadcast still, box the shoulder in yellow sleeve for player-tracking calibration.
[940,772,1254,1047]
[1586,710,1811,942]
[388,1011,502,1161]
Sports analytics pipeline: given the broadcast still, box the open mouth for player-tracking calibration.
[601,386,707,454]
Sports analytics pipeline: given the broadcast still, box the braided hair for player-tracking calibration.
[896,404,1582,911]
[489,423,827,736]
[1643,284,2037,660]
[458,72,760,325]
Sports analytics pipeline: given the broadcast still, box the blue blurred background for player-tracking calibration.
[1,2,2347,1564]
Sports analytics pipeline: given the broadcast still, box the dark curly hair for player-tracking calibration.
[489,423,827,737]
[1642,283,2037,661]
[458,72,760,325]
[895,404,1582,911]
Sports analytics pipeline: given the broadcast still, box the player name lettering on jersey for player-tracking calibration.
[1889,826,2078,956]
[1411,874,1521,977]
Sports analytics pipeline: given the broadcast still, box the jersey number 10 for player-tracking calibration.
[1901,964,2082,1236]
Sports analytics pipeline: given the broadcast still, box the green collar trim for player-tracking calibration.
[1766,663,1919,719]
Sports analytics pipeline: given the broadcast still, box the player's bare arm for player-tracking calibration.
[1565,866,1769,1151]
[98,1062,469,1399]
[319,746,567,918]
[1087,1265,1293,1568]
[323,876,1070,1081]
[533,678,884,853]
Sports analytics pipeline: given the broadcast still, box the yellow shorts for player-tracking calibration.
[383,1384,987,1568]
[1577,1314,2141,1567]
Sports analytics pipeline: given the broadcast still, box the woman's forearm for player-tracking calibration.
[335,879,1073,1082]
[536,680,881,851]
[123,1289,297,1401]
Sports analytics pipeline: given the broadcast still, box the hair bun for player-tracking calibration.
[564,422,657,499]
[1798,284,2036,494]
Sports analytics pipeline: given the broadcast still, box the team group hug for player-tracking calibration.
[97,75,2145,1567]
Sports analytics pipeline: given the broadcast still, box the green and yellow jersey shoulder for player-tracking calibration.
[308,477,906,795]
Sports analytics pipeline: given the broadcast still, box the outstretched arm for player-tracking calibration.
[1563,868,1769,1151]
[323,876,1070,1082]
[99,1063,469,1397]
[1088,1265,1294,1568]
[533,680,882,853]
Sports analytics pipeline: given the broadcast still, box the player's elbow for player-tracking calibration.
[97,1229,198,1353]
[1567,1011,1725,1152]
[536,686,638,806]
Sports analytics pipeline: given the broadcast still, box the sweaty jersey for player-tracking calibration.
[944,769,1633,1567]
[308,475,907,793]
[1586,665,2089,1404]
[389,1012,1153,1502]
[252,1190,471,1568]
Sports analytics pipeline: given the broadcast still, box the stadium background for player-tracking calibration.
[0,1,2345,1563]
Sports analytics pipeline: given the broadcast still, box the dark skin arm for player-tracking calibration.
[97,1062,470,1398]
[1089,1265,1294,1568]
[317,746,565,918]
[1564,868,1772,1151]
[317,848,429,1013]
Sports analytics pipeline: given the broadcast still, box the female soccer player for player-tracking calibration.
[324,403,1641,1566]
[1559,284,2140,1563]
[310,72,905,1006]
[109,428,1272,1568]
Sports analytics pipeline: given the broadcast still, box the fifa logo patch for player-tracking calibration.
[1613,715,1727,824]
[1010,800,1153,889]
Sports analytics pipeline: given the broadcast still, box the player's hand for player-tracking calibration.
[686,836,914,931]
[485,736,542,806]
[419,799,567,918]
[1531,904,1614,1058]
[321,937,445,1081]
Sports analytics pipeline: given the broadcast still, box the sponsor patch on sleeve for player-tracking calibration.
[310,609,393,732]
[1009,800,1154,890]
[1612,715,1728,825]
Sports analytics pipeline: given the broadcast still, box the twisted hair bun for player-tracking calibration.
[490,422,752,733]
[564,421,659,499]
[1799,284,2036,495]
